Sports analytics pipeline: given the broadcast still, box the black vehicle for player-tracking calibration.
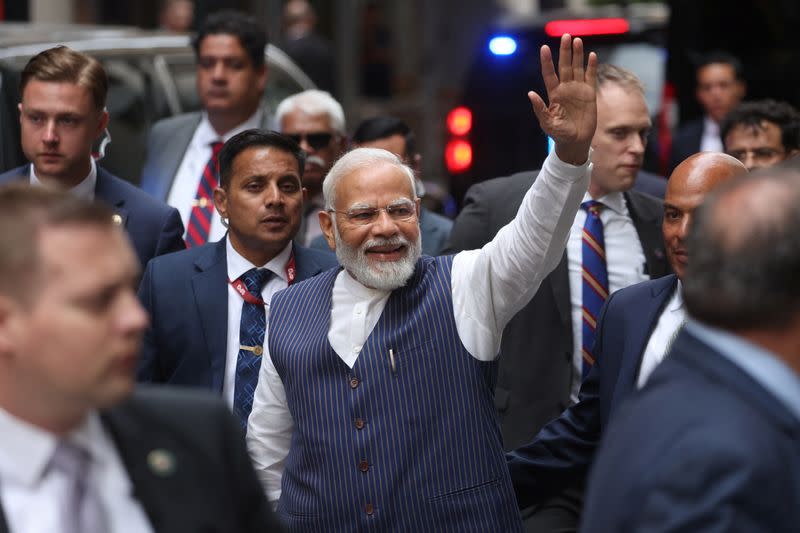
[445,4,669,207]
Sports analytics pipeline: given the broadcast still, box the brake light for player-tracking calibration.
[445,140,473,173]
[447,107,473,136]
[544,18,629,37]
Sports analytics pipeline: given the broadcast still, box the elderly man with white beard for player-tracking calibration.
[246,34,597,531]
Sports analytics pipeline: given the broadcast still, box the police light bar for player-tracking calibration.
[544,18,629,37]
[489,36,518,56]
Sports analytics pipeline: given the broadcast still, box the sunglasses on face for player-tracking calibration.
[285,132,335,150]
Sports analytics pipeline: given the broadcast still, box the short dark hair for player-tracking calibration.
[352,116,416,158]
[20,46,108,111]
[0,184,115,305]
[218,129,306,189]
[192,9,267,68]
[683,168,800,331]
[696,51,744,81]
[721,99,800,153]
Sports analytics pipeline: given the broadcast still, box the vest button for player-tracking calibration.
[350,377,360,389]
[359,459,369,472]
[355,418,365,430]
[365,503,374,515]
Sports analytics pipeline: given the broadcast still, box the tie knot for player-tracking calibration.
[581,200,604,217]
[241,268,271,295]
[210,140,224,154]
[50,440,90,479]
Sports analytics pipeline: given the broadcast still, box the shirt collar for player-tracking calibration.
[686,319,800,423]
[668,279,684,313]
[30,157,97,200]
[225,235,292,283]
[703,115,720,135]
[581,190,626,215]
[195,108,264,146]
[0,407,107,488]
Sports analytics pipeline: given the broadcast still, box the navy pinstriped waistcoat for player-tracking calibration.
[269,255,523,532]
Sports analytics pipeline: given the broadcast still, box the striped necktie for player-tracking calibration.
[233,267,272,429]
[581,200,609,380]
[185,140,224,247]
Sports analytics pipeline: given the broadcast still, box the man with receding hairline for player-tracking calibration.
[0,185,282,533]
[0,46,185,269]
[507,152,745,528]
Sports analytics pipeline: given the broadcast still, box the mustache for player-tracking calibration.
[362,235,410,251]
[306,155,326,168]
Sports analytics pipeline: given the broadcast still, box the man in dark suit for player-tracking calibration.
[0,45,184,269]
[445,64,671,456]
[582,166,800,532]
[140,10,271,246]
[0,185,281,532]
[507,152,746,529]
[668,52,746,173]
[137,130,336,428]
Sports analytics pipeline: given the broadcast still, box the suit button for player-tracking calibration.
[359,460,369,472]
[365,503,374,515]
[350,377,360,389]
[355,418,365,430]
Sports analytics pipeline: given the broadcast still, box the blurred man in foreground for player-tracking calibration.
[0,185,281,532]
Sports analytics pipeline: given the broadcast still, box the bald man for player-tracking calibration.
[507,152,747,528]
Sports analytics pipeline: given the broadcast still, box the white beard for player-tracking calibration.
[333,224,421,291]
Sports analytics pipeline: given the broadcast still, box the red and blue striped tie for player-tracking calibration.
[185,140,223,247]
[581,200,608,380]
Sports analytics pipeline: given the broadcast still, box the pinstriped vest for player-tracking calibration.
[269,255,523,532]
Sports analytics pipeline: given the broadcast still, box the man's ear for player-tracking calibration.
[96,108,110,138]
[213,187,228,219]
[319,210,336,251]
[0,295,22,360]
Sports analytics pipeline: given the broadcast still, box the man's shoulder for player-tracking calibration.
[0,165,28,183]
[608,275,677,309]
[97,168,177,215]
[294,243,338,270]
[145,240,221,273]
[467,170,540,201]
[149,111,202,137]
[624,187,664,216]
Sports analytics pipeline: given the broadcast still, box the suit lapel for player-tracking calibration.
[0,503,8,533]
[94,167,130,228]
[625,190,668,278]
[292,243,330,282]
[614,275,679,400]
[150,115,200,201]
[100,403,184,533]
[191,239,229,392]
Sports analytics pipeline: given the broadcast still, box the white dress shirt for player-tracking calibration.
[700,115,723,153]
[636,280,686,388]
[167,110,264,243]
[567,191,648,398]
[30,157,97,200]
[247,151,591,502]
[223,237,293,406]
[0,407,153,533]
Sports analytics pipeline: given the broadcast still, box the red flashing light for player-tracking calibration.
[447,107,473,136]
[445,139,473,173]
[544,18,630,38]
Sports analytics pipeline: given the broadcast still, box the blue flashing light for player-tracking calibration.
[489,36,517,56]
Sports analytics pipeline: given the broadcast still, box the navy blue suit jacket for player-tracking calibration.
[507,274,679,508]
[136,238,337,390]
[668,118,704,173]
[0,164,185,268]
[582,329,800,532]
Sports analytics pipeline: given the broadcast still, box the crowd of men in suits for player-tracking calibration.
[0,8,799,533]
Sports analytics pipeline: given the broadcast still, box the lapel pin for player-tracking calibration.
[112,213,123,226]
[147,449,176,477]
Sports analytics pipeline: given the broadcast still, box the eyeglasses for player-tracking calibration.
[285,132,335,150]
[328,199,417,226]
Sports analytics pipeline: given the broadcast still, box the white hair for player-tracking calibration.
[274,89,346,134]
[322,147,417,211]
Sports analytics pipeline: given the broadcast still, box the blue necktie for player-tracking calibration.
[233,267,271,428]
[581,200,609,380]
